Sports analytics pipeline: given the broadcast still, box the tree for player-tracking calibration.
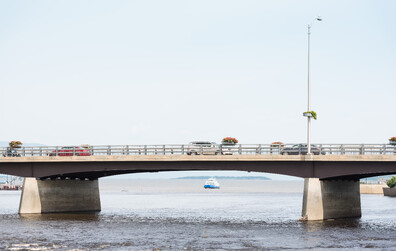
[387,176,396,188]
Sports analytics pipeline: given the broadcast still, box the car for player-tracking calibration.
[219,144,235,155]
[280,144,325,155]
[2,147,21,157]
[49,146,91,156]
[186,141,220,155]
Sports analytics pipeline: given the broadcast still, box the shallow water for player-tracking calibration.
[0,179,396,250]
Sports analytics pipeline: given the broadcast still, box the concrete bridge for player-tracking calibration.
[1,143,396,221]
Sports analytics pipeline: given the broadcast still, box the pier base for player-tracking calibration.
[19,178,101,214]
[301,178,361,221]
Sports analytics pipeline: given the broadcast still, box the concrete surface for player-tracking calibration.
[301,178,361,220]
[19,178,101,214]
[2,154,396,163]
[383,187,396,197]
[360,184,386,194]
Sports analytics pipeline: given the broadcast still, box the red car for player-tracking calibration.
[49,146,91,156]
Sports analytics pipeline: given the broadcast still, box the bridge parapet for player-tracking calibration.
[1,144,396,158]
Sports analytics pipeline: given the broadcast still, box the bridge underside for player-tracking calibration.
[1,160,396,180]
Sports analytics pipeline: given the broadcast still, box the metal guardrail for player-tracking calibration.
[1,144,396,157]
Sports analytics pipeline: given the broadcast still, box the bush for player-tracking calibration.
[9,141,22,148]
[387,176,396,188]
[304,111,317,120]
[222,137,238,144]
[271,142,285,147]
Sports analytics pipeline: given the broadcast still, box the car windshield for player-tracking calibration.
[190,142,212,145]
[292,144,319,148]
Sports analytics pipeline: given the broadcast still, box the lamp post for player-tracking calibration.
[306,16,322,155]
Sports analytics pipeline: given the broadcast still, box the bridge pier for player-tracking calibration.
[301,178,361,220]
[19,178,101,214]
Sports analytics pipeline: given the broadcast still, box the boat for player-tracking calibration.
[204,178,220,189]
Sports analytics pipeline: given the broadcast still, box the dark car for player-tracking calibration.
[49,146,91,156]
[280,144,325,155]
[2,147,21,157]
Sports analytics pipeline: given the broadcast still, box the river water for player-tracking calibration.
[0,179,396,250]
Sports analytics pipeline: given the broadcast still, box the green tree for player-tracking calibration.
[387,176,396,188]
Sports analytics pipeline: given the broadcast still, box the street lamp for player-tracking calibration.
[306,16,322,155]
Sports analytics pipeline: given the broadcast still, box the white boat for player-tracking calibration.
[204,178,220,189]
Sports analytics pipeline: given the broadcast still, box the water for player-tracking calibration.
[1,179,396,250]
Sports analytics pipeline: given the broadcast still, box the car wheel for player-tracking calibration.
[75,153,80,156]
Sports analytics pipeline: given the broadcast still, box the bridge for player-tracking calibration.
[1,143,396,221]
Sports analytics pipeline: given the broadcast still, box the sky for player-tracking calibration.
[0,1,395,179]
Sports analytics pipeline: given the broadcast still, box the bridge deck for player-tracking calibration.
[1,154,396,163]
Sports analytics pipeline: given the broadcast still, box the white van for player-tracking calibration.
[186,141,220,155]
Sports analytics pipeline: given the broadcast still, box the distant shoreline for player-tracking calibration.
[173,176,271,180]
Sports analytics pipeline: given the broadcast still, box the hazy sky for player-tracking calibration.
[0,0,394,147]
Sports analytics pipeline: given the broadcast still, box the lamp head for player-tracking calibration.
[316,16,322,21]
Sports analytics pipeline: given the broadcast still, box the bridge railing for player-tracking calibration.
[0,144,395,157]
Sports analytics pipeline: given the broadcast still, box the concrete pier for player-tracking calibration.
[19,178,101,214]
[301,178,361,220]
